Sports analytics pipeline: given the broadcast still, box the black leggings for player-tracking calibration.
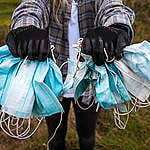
[45,97,100,150]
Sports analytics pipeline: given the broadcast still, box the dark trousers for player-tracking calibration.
[45,97,100,150]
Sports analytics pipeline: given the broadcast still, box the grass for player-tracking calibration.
[0,0,150,150]
[1,106,150,150]
[0,0,20,25]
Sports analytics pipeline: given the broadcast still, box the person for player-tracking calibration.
[6,0,135,149]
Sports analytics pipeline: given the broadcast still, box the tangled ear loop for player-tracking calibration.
[72,38,97,111]
[105,63,137,129]
[76,84,96,111]
[0,111,41,139]
[112,61,150,129]
[46,112,63,150]
[72,38,83,78]
[0,58,43,139]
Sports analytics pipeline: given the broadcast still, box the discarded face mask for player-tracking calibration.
[32,59,64,118]
[63,54,96,102]
[0,45,20,103]
[63,59,77,93]
[67,52,131,111]
[115,60,150,103]
[122,41,150,82]
[73,55,96,102]
[114,41,150,106]
[1,60,37,118]
[95,63,131,111]
[0,45,64,139]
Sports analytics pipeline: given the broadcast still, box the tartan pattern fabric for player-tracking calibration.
[11,0,135,76]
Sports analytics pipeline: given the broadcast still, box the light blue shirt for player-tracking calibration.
[68,0,80,62]
[64,0,80,98]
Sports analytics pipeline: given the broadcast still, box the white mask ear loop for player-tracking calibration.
[0,111,43,139]
[50,45,57,64]
[0,56,43,139]
[72,38,83,78]
[76,84,95,111]
[73,38,96,111]
[131,96,150,108]
[47,112,63,150]
[105,63,135,129]
[113,107,129,129]
[60,61,69,71]
[103,48,115,63]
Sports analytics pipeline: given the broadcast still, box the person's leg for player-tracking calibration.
[45,97,71,150]
[73,97,100,150]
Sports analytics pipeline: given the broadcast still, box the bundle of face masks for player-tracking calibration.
[64,40,150,129]
[0,45,64,139]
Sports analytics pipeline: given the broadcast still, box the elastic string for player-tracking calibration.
[47,112,63,150]
[0,112,43,139]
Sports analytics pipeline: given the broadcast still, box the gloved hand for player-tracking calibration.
[6,25,55,61]
[81,24,131,66]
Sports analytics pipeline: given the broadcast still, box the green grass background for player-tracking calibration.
[0,0,150,150]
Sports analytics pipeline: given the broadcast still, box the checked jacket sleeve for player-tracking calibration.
[11,0,50,29]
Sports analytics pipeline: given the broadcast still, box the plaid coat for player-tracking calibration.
[11,0,135,75]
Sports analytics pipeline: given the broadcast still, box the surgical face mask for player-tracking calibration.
[94,63,130,111]
[1,59,38,119]
[32,58,64,118]
[95,64,117,109]
[0,45,20,103]
[0,45,64,139]
[63,54,95,101]
[0,45,11,58]
[114,41,150,104]
[0,58,40,139]
[72,54,97,102]
[63,59,77,93]
[114,59,150,103]
[123,41,150,82]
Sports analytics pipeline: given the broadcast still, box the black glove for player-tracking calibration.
[6,25,55,61]
[81,24,131,66]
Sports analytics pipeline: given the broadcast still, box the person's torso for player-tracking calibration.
[48,0,97,75]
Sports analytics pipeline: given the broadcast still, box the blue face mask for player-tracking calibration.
[114,41,150,102]
[72,55,96,101]
[95,64,117,109]
[63,59,77,93]
[63,55,94,101]
[1,59,38,119]
[115,59,150,102]
[0,45,20,103]
[123,40,150,82]
[0,46,64,119]
[94,63,130,111]
[0,45,64,139]
[32,59,64,118]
